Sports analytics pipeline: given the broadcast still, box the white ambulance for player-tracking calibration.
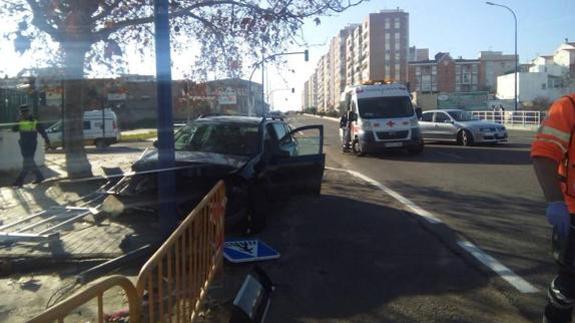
[340,81,423,155]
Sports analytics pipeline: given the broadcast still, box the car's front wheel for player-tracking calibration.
[246,185,267,234]
[457,129,474,146]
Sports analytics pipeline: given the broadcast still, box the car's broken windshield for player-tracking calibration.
[174,122,259,157]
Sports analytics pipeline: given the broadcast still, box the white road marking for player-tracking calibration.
[326,166,441,224]
[326,166,539,294]
[457,241,539,293]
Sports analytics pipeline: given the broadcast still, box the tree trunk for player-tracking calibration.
[62,42,93,178]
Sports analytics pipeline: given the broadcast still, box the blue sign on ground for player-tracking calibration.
[223,238,280,263]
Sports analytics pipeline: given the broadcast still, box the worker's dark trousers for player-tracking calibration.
[14,145,43,185]
[545,216,575,322]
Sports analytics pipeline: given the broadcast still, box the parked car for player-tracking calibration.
[103,115,325,232]
[46,108,120,149]
[418,109,508,146]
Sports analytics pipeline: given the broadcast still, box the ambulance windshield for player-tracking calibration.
[357,96,414,119]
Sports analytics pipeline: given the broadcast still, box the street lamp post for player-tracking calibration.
[247,50,308,116]
[486,1,518,111]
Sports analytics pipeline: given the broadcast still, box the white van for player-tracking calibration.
[46,109,120,149]
[340,81,423,155]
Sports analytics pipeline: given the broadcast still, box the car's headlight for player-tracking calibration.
[362,121,372,131]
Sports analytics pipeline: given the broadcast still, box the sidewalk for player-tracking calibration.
[198,169,531,323]
[0,145,158,274]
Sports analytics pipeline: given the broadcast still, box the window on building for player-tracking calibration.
[385,32,390,40]
[395,33,400,40]
[395,42,400,50]
[432,66,437,75]
[385,53,391,60]
[385,19,390,29]
[542,83,547,89]
[432,84,437,92]
[472,75,478,84]
[395,70,400,81]
[416,66,421,75]
[395,20,400,29]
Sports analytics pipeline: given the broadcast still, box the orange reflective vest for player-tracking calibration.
[531,94,575,212]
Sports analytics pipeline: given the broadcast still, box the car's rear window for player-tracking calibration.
[174,122,259,156]
[357,96,414,119]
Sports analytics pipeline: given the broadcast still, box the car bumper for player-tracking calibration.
[358,130,423,153]
[474,131,508,143]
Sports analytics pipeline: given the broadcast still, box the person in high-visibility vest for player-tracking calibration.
[532,94,575,322]
[11,105,52,187]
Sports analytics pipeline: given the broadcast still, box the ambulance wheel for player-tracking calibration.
[353,140,366,157]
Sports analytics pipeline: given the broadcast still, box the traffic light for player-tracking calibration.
[304,49,309,62]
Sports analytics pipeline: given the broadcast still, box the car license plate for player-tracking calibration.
[384,142,403,148]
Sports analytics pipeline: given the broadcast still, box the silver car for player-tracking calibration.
[418,109,508,146]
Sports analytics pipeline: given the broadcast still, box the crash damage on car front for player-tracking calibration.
[102,147,259,229]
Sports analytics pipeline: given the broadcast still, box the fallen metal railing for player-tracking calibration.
[27,180,226,323]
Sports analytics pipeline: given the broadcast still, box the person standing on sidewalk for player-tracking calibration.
[11,104,52,187]
[532,94,575,322]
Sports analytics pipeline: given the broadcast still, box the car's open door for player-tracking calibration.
[275,125,325,195]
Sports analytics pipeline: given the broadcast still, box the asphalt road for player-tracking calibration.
[288,114,551,321]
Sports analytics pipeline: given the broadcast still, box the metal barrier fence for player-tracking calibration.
[27,275,141,323]
[471,110,546,127]
[27,180,226,323]
[136,180,226,322]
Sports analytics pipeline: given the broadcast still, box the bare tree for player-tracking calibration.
[1,0,365,178]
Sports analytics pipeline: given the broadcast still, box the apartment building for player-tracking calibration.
[497,40,575,102]
[479,51,517,93]
[305,9,410,112]
[330,26,355,110]
[359,9,410,83]
[408,52,481,93]
[409,46,429,62]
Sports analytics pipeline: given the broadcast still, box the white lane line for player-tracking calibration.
[457,241,539,293]
[326,166,539,294]
[326,166,441,224]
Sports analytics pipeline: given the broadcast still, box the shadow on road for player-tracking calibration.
[366,144,532,165]
[208,170,532,322]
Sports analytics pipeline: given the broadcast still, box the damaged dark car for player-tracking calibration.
[104,115,325,232]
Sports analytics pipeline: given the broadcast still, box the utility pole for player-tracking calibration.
[154,0,177,237]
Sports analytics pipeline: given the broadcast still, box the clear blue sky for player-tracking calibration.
[268,0,573,110]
